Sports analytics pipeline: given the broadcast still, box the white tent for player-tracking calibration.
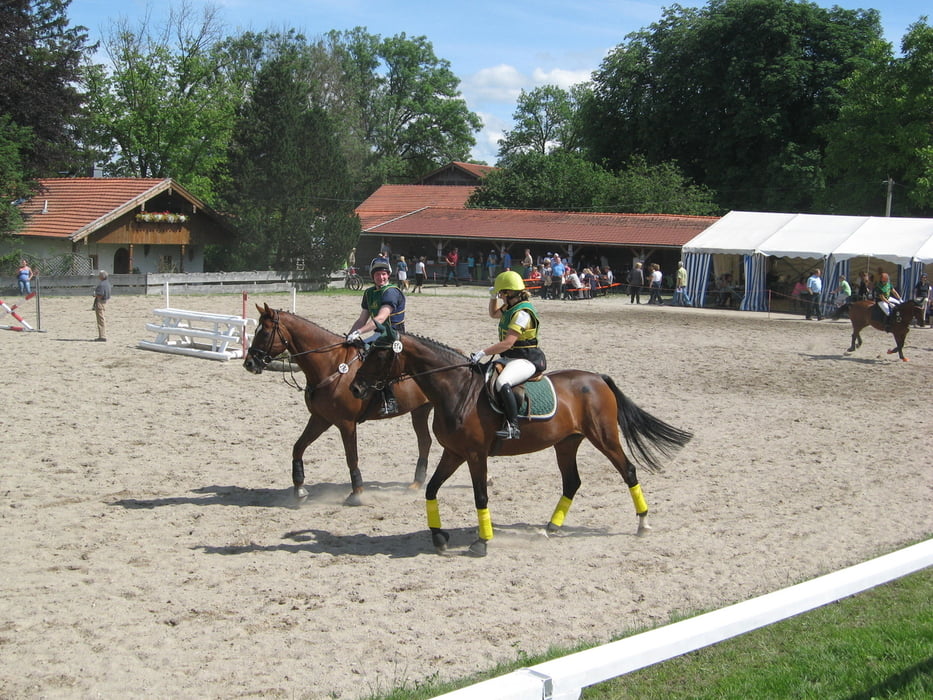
[682,211,933,310]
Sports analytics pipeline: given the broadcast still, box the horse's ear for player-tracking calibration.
[255,303,265,315]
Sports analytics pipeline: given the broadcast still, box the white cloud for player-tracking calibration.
[531,67,593,89]
[463,64,527,103]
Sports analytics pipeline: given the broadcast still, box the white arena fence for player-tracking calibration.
[432,538,933,700]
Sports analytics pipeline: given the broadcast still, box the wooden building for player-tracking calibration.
[11,178,234,274]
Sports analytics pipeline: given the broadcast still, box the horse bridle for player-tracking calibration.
[248,310,360,371]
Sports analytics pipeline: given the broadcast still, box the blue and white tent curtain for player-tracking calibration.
[740,254,769,311]
[901,260,926,299]
[824,256,849,316]
[683,253,711,308]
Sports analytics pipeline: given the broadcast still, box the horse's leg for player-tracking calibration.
[465,454,493,557]
[409,404,433,488]
[425,449,466,554]
[848,322,863,353]
[334,421,365,506]
[546,436,584,535]
[291,414,333,503]
[586,425,651,535]
[888,329,909,361]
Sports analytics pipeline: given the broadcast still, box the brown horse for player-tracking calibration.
[349,325,692,556]
[243,304,432,505]
[844,299,922,361]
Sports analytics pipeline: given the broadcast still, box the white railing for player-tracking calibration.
[432,538,933,700]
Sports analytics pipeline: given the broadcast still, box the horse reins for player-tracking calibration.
[250,311,365,393]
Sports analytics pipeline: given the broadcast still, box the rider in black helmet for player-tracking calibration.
[346,257,406,415]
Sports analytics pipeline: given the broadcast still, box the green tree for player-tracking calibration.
[497,85,582,159]
[217,41,359,275]
[580,0,883,212]
[83,2,253,200]
[325,29,483,186]
[468,151,719,215]
[0,0,91,179]
[821,20,933,215]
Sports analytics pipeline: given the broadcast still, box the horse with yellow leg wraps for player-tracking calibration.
[350,323,692,557]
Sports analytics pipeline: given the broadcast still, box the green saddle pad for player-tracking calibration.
[485,374,557,420]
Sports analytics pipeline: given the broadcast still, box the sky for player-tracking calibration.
[67,0,930,166]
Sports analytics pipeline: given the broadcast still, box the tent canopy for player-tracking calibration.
[682,211,933,264]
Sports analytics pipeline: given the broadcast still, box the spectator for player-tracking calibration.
[628,262,644,304]
[443,247,460,287]
[648,263,663,305]
[550,254,566,300]
[805,268,823,321]
[17,259,34,296]
[671,260,691,306]
[522,249,534,277]
[485,250,498,281]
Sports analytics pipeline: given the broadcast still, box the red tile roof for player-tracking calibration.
[356,184,716,247]
[17,178,207,241]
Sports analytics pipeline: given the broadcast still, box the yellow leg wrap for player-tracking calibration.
[549,495,574,528]
[426,499,441,529]
[477,508,493,541]
[629,484,648,515]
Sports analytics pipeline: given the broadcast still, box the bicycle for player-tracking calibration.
[345,266,363,291]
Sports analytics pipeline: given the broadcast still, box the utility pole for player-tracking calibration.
[884,176,894,216]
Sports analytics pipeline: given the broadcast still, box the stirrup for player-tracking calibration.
[380,397,399,416]
[495,422,520,439]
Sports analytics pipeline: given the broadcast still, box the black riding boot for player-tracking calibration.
[495,383,521,439]
[380,386,399,416]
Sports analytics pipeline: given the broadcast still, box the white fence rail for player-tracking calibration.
[432,539,933,700]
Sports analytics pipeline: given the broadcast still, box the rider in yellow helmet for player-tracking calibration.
[469,270,547,439]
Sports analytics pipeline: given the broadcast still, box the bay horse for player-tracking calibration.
[349,324,692,556]
[843,299,922,362]
[243,304,432,505]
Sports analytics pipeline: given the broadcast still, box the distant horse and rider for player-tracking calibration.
[839,298,923,362]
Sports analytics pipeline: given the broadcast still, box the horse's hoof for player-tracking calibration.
[344,492,364,507]
[294,486,309,503]
[468,539,488,557]
[431,528,450,553]
[408,480,423,491]
[636,515,652,536]
[545,522,562,537]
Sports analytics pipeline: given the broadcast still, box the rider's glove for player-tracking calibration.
[470,350,486,364]
[346,330,361,343]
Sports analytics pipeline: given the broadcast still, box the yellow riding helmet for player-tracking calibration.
[494,270,526,293]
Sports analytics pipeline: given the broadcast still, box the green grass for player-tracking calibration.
[366,566,932,700]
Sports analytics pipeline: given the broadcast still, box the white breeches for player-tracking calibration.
[878,299,900,316]
[495,358,536,390]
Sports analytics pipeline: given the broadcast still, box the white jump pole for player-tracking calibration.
[163,281,170,308]
[291,286,296,312]
[242,290,248,356]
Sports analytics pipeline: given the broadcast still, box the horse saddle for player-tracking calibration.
[482,364,557,420]
[870,303,902,325]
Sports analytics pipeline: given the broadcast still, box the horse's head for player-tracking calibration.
[349,322,403,399]
[243,303,290,374]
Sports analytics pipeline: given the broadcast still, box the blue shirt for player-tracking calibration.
[806,275,822,295]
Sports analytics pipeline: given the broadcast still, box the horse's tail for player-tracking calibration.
[602,375,693,471]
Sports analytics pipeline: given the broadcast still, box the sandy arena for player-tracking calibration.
[1,288,931,699]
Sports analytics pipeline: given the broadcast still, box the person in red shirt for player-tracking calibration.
[443,248,460,287]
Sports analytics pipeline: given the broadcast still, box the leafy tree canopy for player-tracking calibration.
[579,0,883,212]
[821,19,933,215]
[468,151,720,215]
[215,39,359,275]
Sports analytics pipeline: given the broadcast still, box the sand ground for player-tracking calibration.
[1,287,931,699]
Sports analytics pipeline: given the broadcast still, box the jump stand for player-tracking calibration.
[0,293,42,332]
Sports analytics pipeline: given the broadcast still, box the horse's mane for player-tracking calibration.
[272,309,342,339]
[406,332,468,364]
